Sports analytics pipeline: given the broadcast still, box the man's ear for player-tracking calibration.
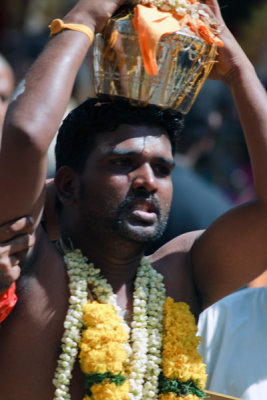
[54,166,78,206]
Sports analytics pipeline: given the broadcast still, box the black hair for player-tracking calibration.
[55,97,184,173]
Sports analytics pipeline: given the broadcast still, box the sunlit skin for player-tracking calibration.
[57,124,175,270]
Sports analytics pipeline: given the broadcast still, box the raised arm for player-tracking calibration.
[0,0,126,226]
[191,0,267,309]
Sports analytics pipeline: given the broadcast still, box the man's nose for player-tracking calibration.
[130,163,158,193]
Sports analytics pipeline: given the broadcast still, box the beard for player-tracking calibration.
[78,180,170,245]
[110,193,170,243]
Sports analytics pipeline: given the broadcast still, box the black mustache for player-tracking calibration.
[119,193,161,216]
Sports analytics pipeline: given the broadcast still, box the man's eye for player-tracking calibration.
[111,158,131,167]
[153,164,171,177]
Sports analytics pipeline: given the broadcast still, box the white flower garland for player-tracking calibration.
[128,260,150,400]
[53,249,89,400]
[142,262,165,399]
[53,242,165,400]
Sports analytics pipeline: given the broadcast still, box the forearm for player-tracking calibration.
[206,0,267,204]
[3,0,126,151]
[3,24,91,153]
[227,63,267,202]
[0,27,91,225]
[0,0,126,224]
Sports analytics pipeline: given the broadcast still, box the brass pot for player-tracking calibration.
[93,10,216,114]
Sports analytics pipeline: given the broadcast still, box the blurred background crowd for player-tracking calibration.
[0,0,267,232]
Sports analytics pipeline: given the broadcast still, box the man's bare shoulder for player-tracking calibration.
[148,230,204,317]
[150,230,204,263]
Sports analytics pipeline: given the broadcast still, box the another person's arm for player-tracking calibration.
[0,216,35,324]
[0,216,35,294]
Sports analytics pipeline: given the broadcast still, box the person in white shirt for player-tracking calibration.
[198,286,267,400]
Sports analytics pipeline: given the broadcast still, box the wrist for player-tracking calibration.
[49,19,94,44]
[224,60,256,90]
[219,36,256,89]
[63,9,97,33]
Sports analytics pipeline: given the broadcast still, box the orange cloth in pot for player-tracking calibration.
[133,5,186,76]
[133,4,223,76]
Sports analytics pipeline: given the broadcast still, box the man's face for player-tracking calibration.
[76,124,175,243]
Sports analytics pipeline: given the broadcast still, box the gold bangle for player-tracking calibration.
[49,18,94,44]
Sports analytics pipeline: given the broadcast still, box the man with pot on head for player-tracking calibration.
[0,0,267,399]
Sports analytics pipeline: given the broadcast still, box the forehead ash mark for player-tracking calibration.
[97,135,158,154]
[141,136,161,154]
[95,124,171,156]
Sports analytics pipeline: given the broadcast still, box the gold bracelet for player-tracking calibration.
[49,18,94,44]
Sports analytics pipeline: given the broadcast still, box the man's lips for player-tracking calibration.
[128,199,159,223]
[131,209,157,223]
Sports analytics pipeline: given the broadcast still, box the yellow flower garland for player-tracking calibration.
[80,302,130,399]
[80,302,129,375]
[161,298,207,386]
[159,395,201,400]
[159,298,207,400]
[53,243,207,400]
[85,381,129,400]
[79,298,207,399]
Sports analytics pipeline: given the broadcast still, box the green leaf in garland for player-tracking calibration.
[158,373,207,398]
[83,371,127,395]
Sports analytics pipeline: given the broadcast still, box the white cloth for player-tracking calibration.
[197,287,267,400]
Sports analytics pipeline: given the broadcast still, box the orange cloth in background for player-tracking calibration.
[133,5,184,76]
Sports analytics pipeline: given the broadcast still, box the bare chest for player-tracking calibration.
[0,280,86,400]
[0,233,200,399]
[0,234,87,400]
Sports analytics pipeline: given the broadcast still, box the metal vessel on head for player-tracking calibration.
[93,2,220,114]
